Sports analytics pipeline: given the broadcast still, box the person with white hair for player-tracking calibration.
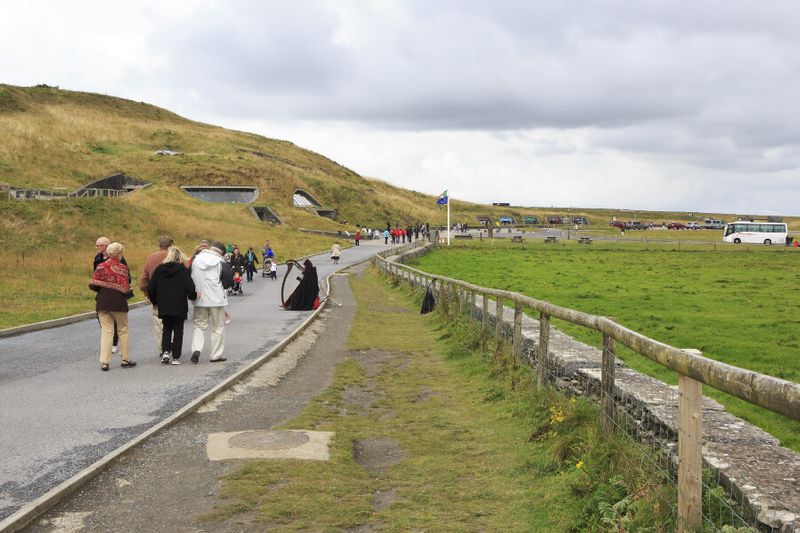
[89,242,136,371]
[93,235,129,354]
[189,241,232,363]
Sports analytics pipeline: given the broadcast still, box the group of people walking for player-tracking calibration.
[383,223,429,245]
[91,236,283,371]
[90,234,332,371]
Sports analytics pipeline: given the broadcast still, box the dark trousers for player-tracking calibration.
[246,264,255,281]
[161,315,185,358]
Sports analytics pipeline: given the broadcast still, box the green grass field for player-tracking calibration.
[406,238,800,451]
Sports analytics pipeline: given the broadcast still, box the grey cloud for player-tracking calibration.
[129,1,800,181]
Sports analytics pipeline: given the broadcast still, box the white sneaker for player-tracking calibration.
[112,345,119,354]
[171,359,181,365]
[161,352,171,364]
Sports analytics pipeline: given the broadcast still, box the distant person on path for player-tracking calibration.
[355,230,361,246]
[262,241,275,277]
[139,235,173,355]
[331,242,341,264]
[282,259,319,311]
[269,257,278,280]
[190,241,232,363]
[93,236,129,355]
[230,247,245,275]
[383,229,389,244]
[244,247,259,282]
[147,246,197,365]
[262,241,274,260]
[89,242,136,371]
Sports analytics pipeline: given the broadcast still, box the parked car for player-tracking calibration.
[571,217,588,225]
[625,221,647,230]
[703,219,725,230]
[686,222,701,230]
[522,215,539,224]
[667,222,686,230]
[498,216,515,225]
[547,216,563,224]
[610,221,625,229]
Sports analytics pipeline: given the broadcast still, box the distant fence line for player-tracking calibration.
[374,236,800,532]
[6,187,127,200]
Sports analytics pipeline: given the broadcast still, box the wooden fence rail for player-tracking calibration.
[374,242,800,532]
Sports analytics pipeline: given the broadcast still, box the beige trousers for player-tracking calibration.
[98,311,129,364]
[191,306,225,360]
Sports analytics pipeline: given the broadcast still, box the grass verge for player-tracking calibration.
[201,265,700,531]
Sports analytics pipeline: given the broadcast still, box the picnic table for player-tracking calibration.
[511,236,524,243]
[579,236,592,244]
[545,236,558,243]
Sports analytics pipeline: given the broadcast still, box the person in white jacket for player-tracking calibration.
[189,241,231,363]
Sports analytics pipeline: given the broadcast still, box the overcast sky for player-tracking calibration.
[2,1,800,215]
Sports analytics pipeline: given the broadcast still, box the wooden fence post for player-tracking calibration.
[495,297,504,340]
[470,291,477,321]
[481,293,489,334]
[513,303,523,360]
[537,312,550,388]
[601,333,616,436]
[678,374,703,532]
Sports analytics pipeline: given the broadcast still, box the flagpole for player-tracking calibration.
[447,197,450,246]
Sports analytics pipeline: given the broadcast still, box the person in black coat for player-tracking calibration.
[147,246,197,364]
[283,259,319,311]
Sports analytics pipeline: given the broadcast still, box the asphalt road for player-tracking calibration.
[0,238,393,522]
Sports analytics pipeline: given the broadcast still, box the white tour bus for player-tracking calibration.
[723,221,788,245]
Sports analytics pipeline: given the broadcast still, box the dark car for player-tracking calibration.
[610,221,625,229]
[547,216,563,224]
[625,221,647,230]
[571,217,588,225]
[667,222,686,230]
[522,215,539,224]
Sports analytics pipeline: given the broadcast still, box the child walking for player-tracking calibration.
[269,258,278,280]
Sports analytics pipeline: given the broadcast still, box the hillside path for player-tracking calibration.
[0,239,388,523]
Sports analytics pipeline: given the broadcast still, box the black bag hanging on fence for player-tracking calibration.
[420,281,436,314]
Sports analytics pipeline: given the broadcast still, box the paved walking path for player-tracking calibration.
[23,265,363,533]
[0,239,392,523]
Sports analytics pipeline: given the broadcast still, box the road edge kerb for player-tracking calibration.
[0,269,338,533]
[0,301,150,339]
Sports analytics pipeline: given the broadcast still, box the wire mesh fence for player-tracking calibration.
[374,240,800,532]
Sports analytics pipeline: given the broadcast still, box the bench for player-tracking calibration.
[544,236,558,243]
[511,236,524,243]
[454,234,473,239]
[579,236,592,244]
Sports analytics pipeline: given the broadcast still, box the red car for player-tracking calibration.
[610,221,625,229]
[667,222,686,230]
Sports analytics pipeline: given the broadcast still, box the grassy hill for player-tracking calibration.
[0,83,796,328]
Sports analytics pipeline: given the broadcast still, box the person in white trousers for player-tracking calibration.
[189,241,230,363]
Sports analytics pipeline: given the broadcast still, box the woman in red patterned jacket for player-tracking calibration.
[89,242,137,371]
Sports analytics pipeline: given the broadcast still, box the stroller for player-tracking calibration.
[228,269,244,296]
